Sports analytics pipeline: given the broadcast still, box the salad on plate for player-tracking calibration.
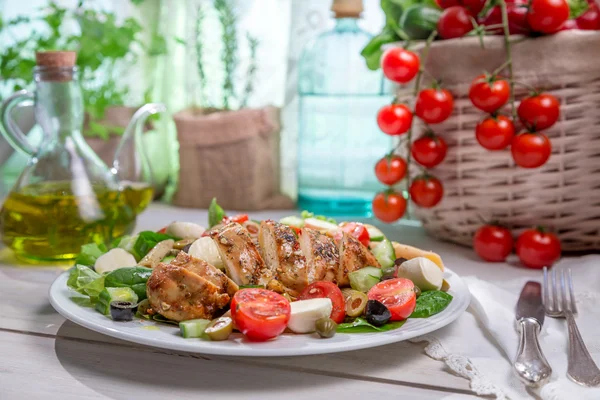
[67,199,453,342]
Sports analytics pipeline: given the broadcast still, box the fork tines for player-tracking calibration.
[542,267,577,316]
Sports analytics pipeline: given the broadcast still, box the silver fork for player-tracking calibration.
[543,267,600,387]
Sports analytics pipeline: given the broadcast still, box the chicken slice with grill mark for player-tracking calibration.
[299,227,339,284]
[146,262,230,322]
[337,232,381,287]
[169,251,238,297]
[210,222,270,286]
[259,220,309,297]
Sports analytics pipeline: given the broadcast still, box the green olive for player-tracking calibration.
[315,317,337,338]
[441,279,451,292]
[414,286,422,297]
[341,288,368,317]
[205,316,233,341]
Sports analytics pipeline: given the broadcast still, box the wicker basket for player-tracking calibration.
[397,31,600,251]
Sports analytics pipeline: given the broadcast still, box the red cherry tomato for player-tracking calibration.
[411,135,448,168]
[157,226,168,234]
[409,176,444,208]
[375,155,407,185]
[381,48,420,84]
[230,289,291,341]
[299,282,346,323]
[415,88,454,124]
[223,214,249,224]
[516,228,561,269]
[517,93,560,131]
[340,222,370,247]
[527,0,569,33]
[436,0,486,14]
[511,133,552,168]
[480,3,531,35]
[473,225,514,262]
[560,18,578,30]
[372,191,407,223]
[469,75,510,113]
[367,278,416,321]
[438,6,474,39]
[436,0,460,8]
[377,104,413,136]
[576,4,600,29]
[475,115,515,150]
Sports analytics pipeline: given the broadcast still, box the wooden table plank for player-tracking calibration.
[0,330,480,400]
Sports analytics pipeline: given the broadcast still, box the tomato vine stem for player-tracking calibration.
[499,0,516,121]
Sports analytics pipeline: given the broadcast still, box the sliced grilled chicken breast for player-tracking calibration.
[170,252,238,297]
[210,222,268,286]
[337,232,381,287]
[299,227,339,284]
[146,262,230,322]
[259,220,308,297]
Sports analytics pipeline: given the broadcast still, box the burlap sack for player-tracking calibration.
[397,30,600,251]
[172,107,294,211]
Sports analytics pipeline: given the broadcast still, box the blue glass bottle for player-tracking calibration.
[297,0,392,217]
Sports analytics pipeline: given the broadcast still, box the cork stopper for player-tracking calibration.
[331,0,363,18]
[35,51,77,81]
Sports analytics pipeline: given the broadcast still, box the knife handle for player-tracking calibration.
[513,317,552,387]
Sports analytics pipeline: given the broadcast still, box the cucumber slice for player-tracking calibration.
[161,255,175,263]
[179,318,211,338]
[365,224,385,242]
[304,218,339,233]
[280,216,305,228]
[349,266,383,292]
[371,239,395,270]
[96,287,138,316]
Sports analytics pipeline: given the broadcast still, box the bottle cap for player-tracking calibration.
[331,0,363,18]
[35,51,77,81]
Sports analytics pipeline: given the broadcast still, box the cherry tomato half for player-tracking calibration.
[473,224,514,262]
[438,6,474,39]
[367,278,416,321]
[230,289,291,341]
[157,226,168,234]
[511,133,552,168]
[475,115,515,150]
[341,222,370,247]
[527,0,569,34]
[381,48,420,84]
[375,155,407,185]
[415,88,454,124]
[516,228,561,269]
[299,282,346,323]
[372,191,407,223]
[411,135,448,168]
[469,75,510,113]
[517,93,560,131]
[409,176,444,208]
[377,104,413,136]
[224,214,249,224]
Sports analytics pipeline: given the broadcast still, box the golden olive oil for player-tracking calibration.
[0,181,152,263]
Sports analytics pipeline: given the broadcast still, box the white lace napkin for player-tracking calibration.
[411,254,600,400]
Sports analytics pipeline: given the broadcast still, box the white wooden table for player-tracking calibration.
[0,204,541,399]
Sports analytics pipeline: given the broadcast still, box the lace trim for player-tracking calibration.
[410,335,508,399]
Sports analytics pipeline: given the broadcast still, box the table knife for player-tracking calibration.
[513,281,552,387]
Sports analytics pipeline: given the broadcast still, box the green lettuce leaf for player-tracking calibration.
[208,197,225,228]
[75,243,108,267]
[66,265,105,302]
[410,290,453,318]
[131,231,176,260]
[337,317,405,333]
[300,210,337,224]
[104,266,153,300]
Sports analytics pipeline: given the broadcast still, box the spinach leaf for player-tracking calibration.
[66,265,105,302]
[208,198,225,228]
[337,317,405,333]
[138,312,179,326]
[132,231,176,260]
[104,266,153,300]
[410,290,453,318]
[75,243,108,267]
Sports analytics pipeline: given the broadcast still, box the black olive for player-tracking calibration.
[110,301,137,321]
[365,300,391,327]
[182,243,193,253]
[394,257,408,266]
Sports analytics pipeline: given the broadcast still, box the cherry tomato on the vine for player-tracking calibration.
[375,155,407,185]
[511,132,552,168]
[469,75,510,113]
[415,88,454,124]
[436,0,486,15]
[411,135,448,168]
[438,6,474,39]
[475,115,515,150]
[372,191,407,223]
[516,228,561,269]
[377,104,413,136]
[479,2,530,35]
[473,224,514,262]
[576,4,600,30]
[381,48,420,84]
[409,176,444,208]
[517,93,560,131]
[527,0,569,34]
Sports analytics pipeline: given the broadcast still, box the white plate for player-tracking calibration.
[49,268,470,357]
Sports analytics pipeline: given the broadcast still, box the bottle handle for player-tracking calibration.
[0,90,37,156]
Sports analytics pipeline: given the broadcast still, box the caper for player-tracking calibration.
[341,288,368,317]
[414,286,422,297]
[315,317,337,338]
[441,279,451,292]
[205,316,233,341]
[365,300,391,327]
